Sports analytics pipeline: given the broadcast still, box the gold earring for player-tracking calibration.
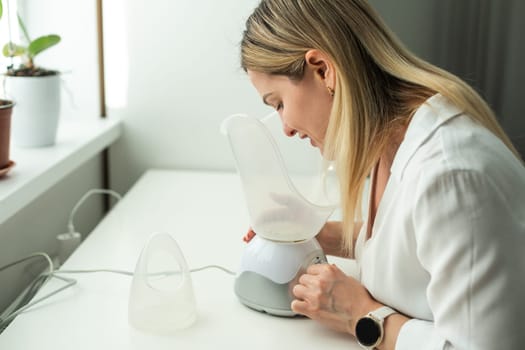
[327,86,335,97]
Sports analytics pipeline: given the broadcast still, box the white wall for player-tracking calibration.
[17,0,101,118]
[104,0,270,194]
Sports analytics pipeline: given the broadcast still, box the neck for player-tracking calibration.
[381,124,407,169]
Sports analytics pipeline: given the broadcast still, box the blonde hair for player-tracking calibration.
[241,0,521,254]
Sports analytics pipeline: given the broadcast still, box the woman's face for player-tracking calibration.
[247,54,334,153]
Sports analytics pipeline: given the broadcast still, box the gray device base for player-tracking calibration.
[234,271,298,317]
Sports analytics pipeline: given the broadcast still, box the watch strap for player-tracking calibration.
[355,306,398,349]
[369,306,397,322]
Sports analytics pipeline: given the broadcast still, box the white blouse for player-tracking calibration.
[354,94,525,349]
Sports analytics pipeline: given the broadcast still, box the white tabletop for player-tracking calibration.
[0,170,361,349]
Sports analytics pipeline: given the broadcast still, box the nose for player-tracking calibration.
[283,124,297,137]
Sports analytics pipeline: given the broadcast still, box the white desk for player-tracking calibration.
[0,170,361,349]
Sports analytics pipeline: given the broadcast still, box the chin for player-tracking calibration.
[320,147,335,161]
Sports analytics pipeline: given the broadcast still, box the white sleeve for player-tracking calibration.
[397,319,448,349]
[396,169,525,350]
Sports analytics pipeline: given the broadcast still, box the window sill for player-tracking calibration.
[0,117,122,225]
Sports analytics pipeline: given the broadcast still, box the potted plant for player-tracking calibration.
[0,0,16,177]
[3,10,61,147]
[0,99,15,177]
[0,94,15,178]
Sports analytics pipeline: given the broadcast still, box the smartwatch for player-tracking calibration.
[355,306,397,349]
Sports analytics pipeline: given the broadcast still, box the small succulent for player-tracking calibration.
[2,12,60,76]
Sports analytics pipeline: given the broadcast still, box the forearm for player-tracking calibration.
[378,313,410,350]
[317,221,362,258]
[351,221,362,258]
[347,299,410,350]
[317,221,344,256]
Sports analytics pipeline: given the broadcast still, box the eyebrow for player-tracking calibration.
[262,92,273,106]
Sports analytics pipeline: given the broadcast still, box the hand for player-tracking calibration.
[242,227,256,243]
[291,263,382,336]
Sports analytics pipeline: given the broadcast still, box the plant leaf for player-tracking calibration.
[2,42,27,57]
[17,13,31,43]
[0,1,3,20]
[28,35,61,58]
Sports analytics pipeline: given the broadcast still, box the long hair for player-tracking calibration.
[240,0,521,254]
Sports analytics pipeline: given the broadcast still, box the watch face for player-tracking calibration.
[356,317,381,347]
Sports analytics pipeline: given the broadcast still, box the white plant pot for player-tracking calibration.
[5,74,61,147]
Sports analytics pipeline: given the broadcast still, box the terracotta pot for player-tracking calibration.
[0,100,15,169]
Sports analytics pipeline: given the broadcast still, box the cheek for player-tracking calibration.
[303,94,332,140]
[283,83,332,139]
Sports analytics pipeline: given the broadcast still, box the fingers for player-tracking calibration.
[305,263,324,275]
[292,264,372,335]
[291,265,331,302]
[242,227,256,243]
[292,281,311,300]
[305,262,338,275]
[292,265,343,311]
[298,271,319,286]
[291,299,310,315]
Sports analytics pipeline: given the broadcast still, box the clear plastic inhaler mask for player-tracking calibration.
[221,111,339,242]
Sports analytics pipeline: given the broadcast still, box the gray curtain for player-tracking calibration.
[434,0,525,158]
[370,0,525,158]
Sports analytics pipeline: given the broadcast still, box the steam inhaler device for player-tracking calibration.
[222,112,338,316]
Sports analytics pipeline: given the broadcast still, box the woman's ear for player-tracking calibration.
[304,49,336,90]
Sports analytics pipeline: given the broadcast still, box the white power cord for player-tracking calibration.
[0,253,76,330]
[57,189,123,265]
[67,189,123,236]
[0,252,235,331]
[55,265,236,276]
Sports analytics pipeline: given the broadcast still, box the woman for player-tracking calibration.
[240,0,525,349]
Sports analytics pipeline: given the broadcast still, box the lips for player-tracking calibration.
[297,133,317,148]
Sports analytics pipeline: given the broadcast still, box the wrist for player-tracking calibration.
[345,300,383,337]
[354,305,398,349]
[376,313,410,350]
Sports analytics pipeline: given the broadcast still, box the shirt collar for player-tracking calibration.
[390,94,464,182]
